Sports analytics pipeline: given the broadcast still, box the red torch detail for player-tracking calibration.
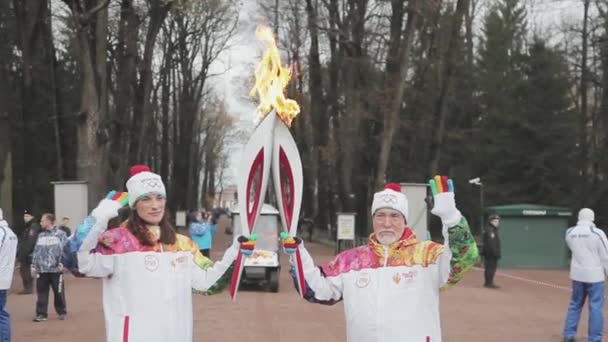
[278,147,295,229]
[229,253,243,299]
[246,149,265,233]
[295,249,306,296]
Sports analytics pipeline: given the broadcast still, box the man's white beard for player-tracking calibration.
[377,232,397,245]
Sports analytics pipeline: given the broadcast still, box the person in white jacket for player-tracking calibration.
[67,165,250,342]
[284,176,479,342]
[562,208,608,342]
[0,208,18,342]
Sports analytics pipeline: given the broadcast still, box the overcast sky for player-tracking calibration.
[207,1,263,185]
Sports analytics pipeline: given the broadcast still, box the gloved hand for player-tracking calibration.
[76,191,129,254]
[91,191,129,223]
[429,175,462,227]
[236,234,258,256]
[280,231,302,254]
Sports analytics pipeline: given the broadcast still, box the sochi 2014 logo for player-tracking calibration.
[356,272,371,288]
[144,254,160,272]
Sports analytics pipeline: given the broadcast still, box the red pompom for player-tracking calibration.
[130,164,151,176]
[384,183,401,192]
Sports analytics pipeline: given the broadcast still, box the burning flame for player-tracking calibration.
[250,26,300,126]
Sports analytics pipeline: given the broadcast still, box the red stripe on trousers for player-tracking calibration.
[123,316,130,342]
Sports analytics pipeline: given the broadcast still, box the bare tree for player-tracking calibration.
[167,0,238,211]
[60,0,111,205]
[374,0,419,189]
[429,0,470,174]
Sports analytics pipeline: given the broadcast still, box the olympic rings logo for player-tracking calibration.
[140,178,163,189]
[379,194,398,204]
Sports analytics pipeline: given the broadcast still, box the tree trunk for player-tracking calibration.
[324,0,342,229]
[340,0,368,235]
[109,0,138,185]
[305,0,322,227]
[44,3,64,180]
[13,0,51,213]
[579,0,591,205]
[429,0,470,174]
[160,47,171,182]
[131,1,171,163]
[374,0,418,189]
[69,0,111,207]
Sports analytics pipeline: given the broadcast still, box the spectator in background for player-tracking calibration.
[189,211,216,258]
[58,217,71,237]
[482,214,501,288]
[17,210,40,295]
[0,208,18,342]
[562,208,608,342]
[31,213,67,322]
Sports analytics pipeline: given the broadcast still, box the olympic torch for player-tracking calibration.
[229,26,306,300]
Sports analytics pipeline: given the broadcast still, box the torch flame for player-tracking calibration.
[250,26,300,126]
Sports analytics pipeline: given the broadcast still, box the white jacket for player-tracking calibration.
[75,202,238,342]
[294,218,478,342]
[0,220,18,290]
[566,221,608,283]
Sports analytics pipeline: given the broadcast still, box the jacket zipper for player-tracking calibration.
[377,246,389,342]
[378,246,431,342]
[383,246,389,267]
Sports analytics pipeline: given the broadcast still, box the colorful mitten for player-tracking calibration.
[280,231,301,254]
[78,191,129,253]
[428,175,462,227]
[237,233,257,255]
[91,191,129,222]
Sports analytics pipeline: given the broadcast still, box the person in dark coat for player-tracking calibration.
[482,214,501,288]
[17,210,41,294]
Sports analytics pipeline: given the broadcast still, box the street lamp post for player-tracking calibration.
[469,177,484,234]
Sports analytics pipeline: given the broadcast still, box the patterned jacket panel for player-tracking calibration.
[33,227,67,273]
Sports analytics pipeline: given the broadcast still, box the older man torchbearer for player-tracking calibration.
[284,176,479,342]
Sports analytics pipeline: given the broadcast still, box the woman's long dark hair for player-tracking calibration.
[126,207,177,246]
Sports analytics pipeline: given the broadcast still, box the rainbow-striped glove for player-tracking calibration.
[280,231,301,254]
[429,175,462,227]
[237,234,258,256]
[67,191,130,271]
[91,191,129,222]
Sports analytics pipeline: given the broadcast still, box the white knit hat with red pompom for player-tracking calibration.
[371,183,408,221]
[126,165,166,208]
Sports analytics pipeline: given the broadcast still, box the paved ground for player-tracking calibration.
[5,231,603,341]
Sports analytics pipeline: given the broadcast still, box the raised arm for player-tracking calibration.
[428,175,479,288]
[70,192,128,278]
